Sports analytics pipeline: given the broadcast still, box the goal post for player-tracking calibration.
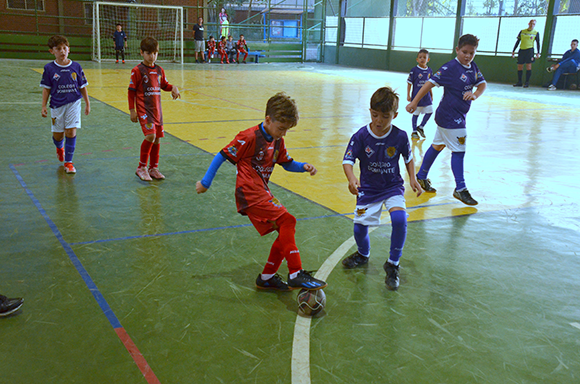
[92,1,184,64]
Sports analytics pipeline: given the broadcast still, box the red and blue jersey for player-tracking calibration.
[407,65,433,107]
[220,124,293,214]
[128,63,172,126]
[343,124,412,205]
[429,58,486,129]
[40,60,88,109]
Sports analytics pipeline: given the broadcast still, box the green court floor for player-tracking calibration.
[1,59,579,384]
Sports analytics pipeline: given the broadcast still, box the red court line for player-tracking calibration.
[115,327,161,384]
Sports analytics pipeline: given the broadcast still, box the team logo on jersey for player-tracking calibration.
[386,147,397,158]
[52,118,56,125]
[237,139,246,145]
[460,74,468,82]
[345,149,353,159]
[476,71,483,80]
[143,75,149,84]
[227,146,238,157]
[145,123,153,130]
[52,73,60,81]
[71,72,77,81]
[256,150,264,161]
[270,197,282,207]
[434,71,441,78]
[365,146,374,157]
[418,73,423,79]
[457,136,466,145]
[356,208,368,217]
[273,149,279,163]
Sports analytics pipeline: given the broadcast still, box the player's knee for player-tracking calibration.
[145,134,155,142]
[277,212,296,228]
[390,209,407,228]
[432,144,445,151]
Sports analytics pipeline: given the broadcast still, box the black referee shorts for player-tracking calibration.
[517,48,535,64]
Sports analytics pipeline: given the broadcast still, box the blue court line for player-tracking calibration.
[9,164,122,329]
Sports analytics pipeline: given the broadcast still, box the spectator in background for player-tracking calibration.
[546,39,580,90]
[226,35,237,64]
[193,17,206,63]
[219,8,229,39]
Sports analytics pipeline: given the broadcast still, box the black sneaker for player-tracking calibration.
[523,82,529,88]
[288,270,327,290]
[383,262,400,291]
[513,82,522,87]
[416,126,425,138]
[255,274,291,291]
[453,189,478,206]
[411,132,420,140]
[0,295,23,317]
[342,251,369,269]
[417,177,436,192]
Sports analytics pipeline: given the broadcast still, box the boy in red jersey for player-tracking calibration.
[217,36,228,64]
[207,36,216,63]
[196,93,327,291]
[236,34,249,64]
[128,37,180,181]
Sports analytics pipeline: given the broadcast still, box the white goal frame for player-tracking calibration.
[92,1,184,64]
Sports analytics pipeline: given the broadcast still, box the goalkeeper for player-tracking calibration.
[113,23,127,64]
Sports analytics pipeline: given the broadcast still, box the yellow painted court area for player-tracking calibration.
[38,64,578,224]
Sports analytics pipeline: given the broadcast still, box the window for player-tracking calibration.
[558,0,580,14]
[551,15,580,55]
[7,0,44,11]
[465,0,548,16]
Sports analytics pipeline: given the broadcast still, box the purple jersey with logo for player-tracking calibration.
[343,124,412,205]
[429,58,485,129]
[407,66,433,107]
[40,61,88,109]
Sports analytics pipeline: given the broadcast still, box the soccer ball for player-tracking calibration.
[297,289,326,316]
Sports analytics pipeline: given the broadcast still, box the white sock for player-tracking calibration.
[261,273,274,280]
[289,271,300,280]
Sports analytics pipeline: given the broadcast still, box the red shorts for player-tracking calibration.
[244,197,288,236]
[141,123,164,138]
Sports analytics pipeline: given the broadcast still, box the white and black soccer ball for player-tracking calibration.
[297,288,326,316]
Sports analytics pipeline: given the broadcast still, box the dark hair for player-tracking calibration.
[209,35,214,39]
[418,48,429,57]
[573,39,579,44]
[140,37,159,53]
[265,92,299,127]
[221,36,226,40]
[457,34,479,49]
[48,35,69,49]
[370,87,399,114]
[116,23,122,27]
[240,34,244,37]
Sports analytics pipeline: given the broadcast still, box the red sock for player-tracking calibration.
[139,140,154,167]
[263,212,302,275]
[262,236,284,275]
[149,143,160,169]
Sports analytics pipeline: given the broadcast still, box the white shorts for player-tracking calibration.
[51,99,81,133]
[432,126,467,152]
[353,195,406,227]
[195,40,205,52]
[413,105,434,116]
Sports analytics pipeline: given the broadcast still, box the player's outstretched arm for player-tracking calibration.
[303,163,317,176]
[41,88,50,117]
[406,82,434,113]
[171,86,181,100]
[196,181,208,194]
[405,159,423,197]
[197,152,227,194]
[343,163,360,196]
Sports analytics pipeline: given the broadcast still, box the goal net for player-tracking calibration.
[92,1,184,63]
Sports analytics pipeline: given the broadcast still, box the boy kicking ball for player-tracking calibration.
[196,92,327,292]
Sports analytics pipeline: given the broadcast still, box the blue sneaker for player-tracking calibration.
[288,270,327,290]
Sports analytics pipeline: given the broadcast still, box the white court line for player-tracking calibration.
[570,322,580,330]
[291,228,376,384]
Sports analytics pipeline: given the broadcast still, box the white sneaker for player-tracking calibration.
[135,166,152,181]
[546,66,554,73]
[148,167,165,180]
[548,84,557,91]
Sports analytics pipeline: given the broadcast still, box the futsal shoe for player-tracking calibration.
[453,189,478,206]
[548,84,557,91]
[148,167,165,180]
[417,177,436,192]
[288,270,327,290]
[116,60,119,64]
[416,126,426,138]
[255,274,291,291]
[122,60,125,64]
[56,147,64,162]
[135,166,152,181]
[383,262,400,291]
[0,295,24,317]
[411,132,420,140]
[342,251,369,269]
[64,162,76,174]
[546,66,554,73]
[523,83,529,88]
[513,82,523,87]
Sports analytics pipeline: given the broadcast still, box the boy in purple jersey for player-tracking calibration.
[341,87,423,291]
[406,34,486,206]
[40,35,90,174]
[407,49,433,139]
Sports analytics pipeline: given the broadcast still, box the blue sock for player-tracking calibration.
[353,223,370,257]
[65,136,76,163]
[411,115,418,130]
[53,137,64,149]
[451,152,466,191]
[420,113,432,127]
[417,145,441,180]
[388,210,407,265]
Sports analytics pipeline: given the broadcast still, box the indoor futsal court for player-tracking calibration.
[1,58,579,383]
